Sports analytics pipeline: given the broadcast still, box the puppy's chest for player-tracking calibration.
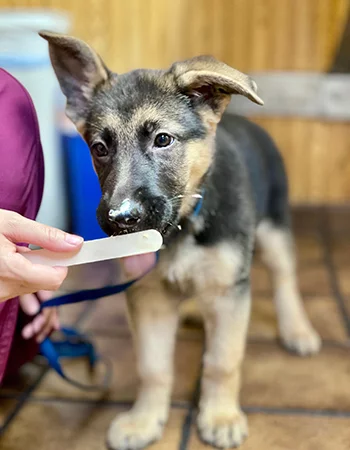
[159,234,239,296]
[159,235,201,295]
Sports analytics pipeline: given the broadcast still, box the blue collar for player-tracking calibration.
[192,189,205,218]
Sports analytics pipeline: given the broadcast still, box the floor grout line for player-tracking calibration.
[252,290,333,298]
[321,213,350,337]
[80,330,349,348]
[247,338,350,348]
[0,367,48,435]
[178,362,202,450]
[243,406,350,418]
[16,396,190,409]
[178,406,195,450]
[3,394,350,420]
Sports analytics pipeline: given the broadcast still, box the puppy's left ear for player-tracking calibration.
[169,55,263,121]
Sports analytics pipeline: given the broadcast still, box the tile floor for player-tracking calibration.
[1,208,350,450]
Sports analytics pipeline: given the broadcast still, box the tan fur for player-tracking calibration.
[107,270,180,449]
[179,297,202,323]
[130,104,186,137]
[164,241,250,447]
[179,137,215,217]
[170,55,263,106]
[256,220,321,355]
[160,236,242,296]
[198,97,232,128]
[99,112,124,132]
[197,285,251,447]
[176,81,232,219]
[108,239,249,449]
[76,122,86,135]
[89,52,108,83]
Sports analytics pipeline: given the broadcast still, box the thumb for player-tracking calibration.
[3,213,83,252]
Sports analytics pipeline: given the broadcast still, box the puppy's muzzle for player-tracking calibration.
[108,198,143,230]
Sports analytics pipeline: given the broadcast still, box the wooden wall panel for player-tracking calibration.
[1,0,346,74]
[253,118,350,204]
[1,0,350,204]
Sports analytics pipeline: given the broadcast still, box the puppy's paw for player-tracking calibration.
[197,407,248,449]
[107,410,165,450]
[281,325,321,356]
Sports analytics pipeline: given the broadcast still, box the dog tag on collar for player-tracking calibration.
[23,230,163,267]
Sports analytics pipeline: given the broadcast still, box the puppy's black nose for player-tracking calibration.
[108,199,142,229]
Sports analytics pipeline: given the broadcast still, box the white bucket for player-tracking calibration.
[0,9,71,231]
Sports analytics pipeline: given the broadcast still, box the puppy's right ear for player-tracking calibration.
[39,30,110,128]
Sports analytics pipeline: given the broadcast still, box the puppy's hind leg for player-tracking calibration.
[256,220,321,356]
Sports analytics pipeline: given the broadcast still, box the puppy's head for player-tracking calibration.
[40,31,263,237]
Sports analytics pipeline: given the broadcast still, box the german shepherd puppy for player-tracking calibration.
[40,31,321,450]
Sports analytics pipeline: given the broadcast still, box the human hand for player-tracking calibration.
[20,290,60,343]
[0,209,83,303]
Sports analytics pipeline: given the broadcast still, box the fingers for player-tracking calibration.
[36,290,54,302]
[0,251,66,301]
[21,291,60,343]
[7,253,68,292]
[1,210,83,251]
[22,314,45,340]
[36,309,59,343]
[19,290,54,316]
[19,293,40,315]
[122,252,156,278]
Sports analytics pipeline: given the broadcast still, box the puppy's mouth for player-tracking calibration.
[98,192,202,239]
[108,216,181,238]
[161,217,183,236]
[97,201,179,239]
[102,223,179,242]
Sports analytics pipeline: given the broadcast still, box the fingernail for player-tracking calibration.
[31,304,40,315]
[22,326,33,339]
[25,300,40,316]
[33,316,45,334]
[64,234,84,246]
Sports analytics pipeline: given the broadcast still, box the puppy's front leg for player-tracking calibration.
[197,280,251,449]
[107,274,179,450]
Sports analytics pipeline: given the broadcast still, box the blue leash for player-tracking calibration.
[38,193,204,390]
[38,253,159,390]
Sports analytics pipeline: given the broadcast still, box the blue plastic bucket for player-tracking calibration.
[61,131,107,241]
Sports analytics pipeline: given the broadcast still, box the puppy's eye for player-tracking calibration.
[91,142,108,158]
[154,133,174,148]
